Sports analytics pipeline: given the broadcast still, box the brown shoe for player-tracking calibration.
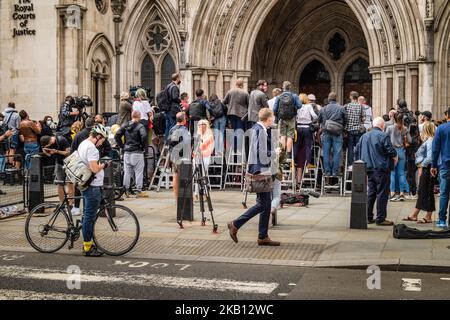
[227,222,238,243]
[258,237,281,246]
[376,220,394,226]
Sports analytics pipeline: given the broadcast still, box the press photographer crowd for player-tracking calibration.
[1,72,450,252]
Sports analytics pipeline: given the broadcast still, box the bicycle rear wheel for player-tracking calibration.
[94,205,140,256]
[25,203,70,253]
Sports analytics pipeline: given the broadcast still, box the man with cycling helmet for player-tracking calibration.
[77,124,108,257]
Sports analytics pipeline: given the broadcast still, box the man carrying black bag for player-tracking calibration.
[227,108,282,246]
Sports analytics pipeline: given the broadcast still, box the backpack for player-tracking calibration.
[189,101,206,120]
[210,100,225,119]
[158,84,174,113]
[393,224,450,239]
[152,112,166,136]
[63,151,95,191]
[278,93,297,120]
[280,193,309,208]
[1,110,17,133]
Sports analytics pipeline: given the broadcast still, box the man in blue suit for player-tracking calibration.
[228,108,282,246]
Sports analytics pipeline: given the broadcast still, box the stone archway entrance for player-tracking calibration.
[299,60,331,105]
[250,0,371,103]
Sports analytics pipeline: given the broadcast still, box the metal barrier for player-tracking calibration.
[0,155,26,218]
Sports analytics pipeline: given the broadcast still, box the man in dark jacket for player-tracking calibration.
[115,111,149,198]
[228,108,282,247]
[318,92,347,177]
[186,89,212,135]
[164,73,182,141]
[57,96,79,144]
[355,117,398,226]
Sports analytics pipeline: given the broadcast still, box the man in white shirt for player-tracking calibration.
[78,124,108,257]
[268,88,282,111]
[359,96,373,130]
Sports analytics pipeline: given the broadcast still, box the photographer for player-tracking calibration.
[57,96,79,144]
[40,134,72,203]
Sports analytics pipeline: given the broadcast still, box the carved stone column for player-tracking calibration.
[395,65,406,100]
[57,5,86,101]
[222,71,234,97]
[383,66,394,110]
[408,64,419,112]
[207,69,219,96]
[192,69,204,98]
[369,67,382,117]
[111,0,127,111]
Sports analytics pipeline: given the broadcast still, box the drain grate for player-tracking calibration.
[0,231,325,261]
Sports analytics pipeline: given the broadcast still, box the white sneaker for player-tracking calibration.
[71,207,81,216]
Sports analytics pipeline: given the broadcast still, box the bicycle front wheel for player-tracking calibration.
[25,203,70,253]
[94,205,140,256]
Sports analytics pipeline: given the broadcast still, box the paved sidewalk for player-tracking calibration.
[1,190,450,269]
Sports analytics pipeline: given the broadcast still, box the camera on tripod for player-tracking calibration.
[72,95,93,121]
[129,86,154,102]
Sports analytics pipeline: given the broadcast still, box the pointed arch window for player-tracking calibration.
[161,54,176,89]
[141,55,156,95]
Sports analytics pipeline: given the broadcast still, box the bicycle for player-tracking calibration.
[25,180,140,256]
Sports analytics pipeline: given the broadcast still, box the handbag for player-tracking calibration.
[244,172,274,193]
[324,119,343,136]
[63,151,95,191]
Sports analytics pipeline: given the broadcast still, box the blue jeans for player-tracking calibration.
[439,168,450,223]
[0,155,5,172]
[234,192,272,240]
[213,116,227,156]
[82,186,102,242]
[322,134,343,176]
[229,115,245,153]
[164,115,177,142]
[24,142,40,169]
[347,131,362,165]
[390,147,409,193]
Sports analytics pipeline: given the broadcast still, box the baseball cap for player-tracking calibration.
[308,94,316,101]
[421,111,432,119]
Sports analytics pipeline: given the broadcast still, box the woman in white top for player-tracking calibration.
[132,89,153,129]
[294,94,318,186]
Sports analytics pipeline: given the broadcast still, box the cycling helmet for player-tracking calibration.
[91,124,108,138]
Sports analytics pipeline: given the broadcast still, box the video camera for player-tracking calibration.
[72,95,93,121]
[129,86,154,102]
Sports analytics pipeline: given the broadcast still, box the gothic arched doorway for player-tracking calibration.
[343,58,372,104]
[299,60,331,105]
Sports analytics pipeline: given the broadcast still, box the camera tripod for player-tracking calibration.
[178,146,218,233]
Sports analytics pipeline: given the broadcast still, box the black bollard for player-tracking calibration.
[350,160,368,229]
[29,155,44,212]
[177,160,194,222]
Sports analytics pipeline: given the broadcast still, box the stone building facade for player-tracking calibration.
[0,0,449,120]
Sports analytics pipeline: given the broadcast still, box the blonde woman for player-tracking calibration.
[70,121,83,141]
[132,88,152,128]
[117,92,132,126]
[194,120,215,198]
[294,93,318,185]
[403,121,436,224]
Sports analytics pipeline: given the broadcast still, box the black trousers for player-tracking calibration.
[367,170,390,223]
